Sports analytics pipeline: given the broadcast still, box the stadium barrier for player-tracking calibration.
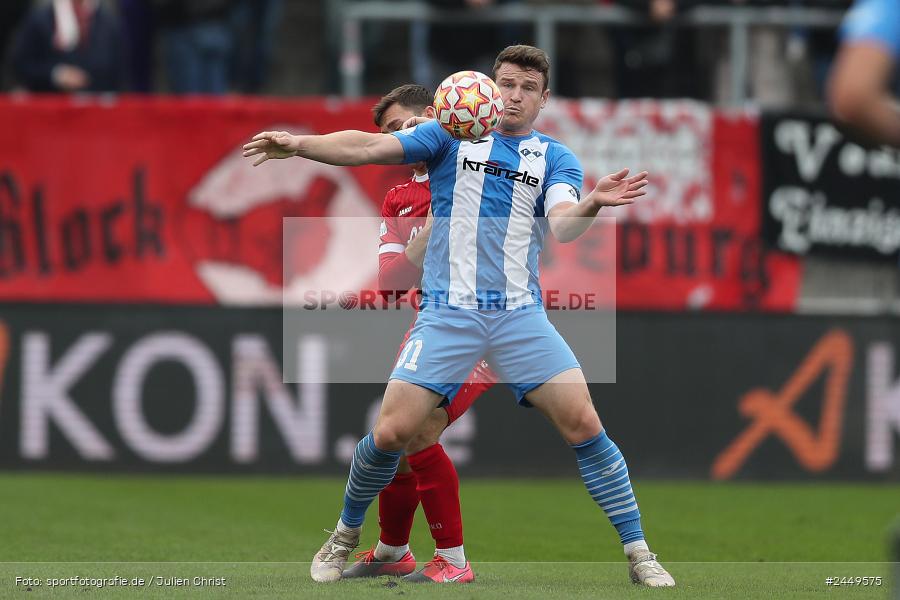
[335,1,846,105]
[0,305,897,481]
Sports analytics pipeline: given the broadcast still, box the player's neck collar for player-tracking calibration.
[413,172,429,182]
[494,128,536,139]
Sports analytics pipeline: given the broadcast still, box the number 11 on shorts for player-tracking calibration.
[396,339,423,372]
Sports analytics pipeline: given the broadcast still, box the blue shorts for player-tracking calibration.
[389,304,580,406]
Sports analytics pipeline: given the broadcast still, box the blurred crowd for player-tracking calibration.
[0,0,855,106]
[0,0,282,94]
[607,0,851,105]
[416,0,853,106]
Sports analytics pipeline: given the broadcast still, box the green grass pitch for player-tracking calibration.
[0,473,897,599]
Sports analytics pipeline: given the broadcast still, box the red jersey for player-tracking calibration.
[378,173,431,293]
[378,172,497,413]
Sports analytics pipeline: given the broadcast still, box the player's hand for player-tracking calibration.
[52,64,89,91]
[400,116,433,130]
[242,131,301,166]
[586,169,648,208]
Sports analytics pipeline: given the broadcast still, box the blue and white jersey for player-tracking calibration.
[841,0,900,59]
[393,119,582,310]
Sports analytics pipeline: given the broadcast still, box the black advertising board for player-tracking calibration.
[760,111,900,261]
[0,304,898,480]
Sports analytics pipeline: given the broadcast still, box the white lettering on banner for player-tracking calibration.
[441,409,475,465]
[866,343,900,472]
[537,100,711,224]
[775,121,841,182]
[769,188,900,255]
[333,398,386,464]
[838,143,867,177]
[336,396,477,466]
[18,329,329,465]
[21,333,114,460]
[362,398,476,466]
[232,335,326,463]
[113,333,224,462]
[774,120,900,183]
[776,119,900,181]
[862,146,900,179]
[365,396,475,465]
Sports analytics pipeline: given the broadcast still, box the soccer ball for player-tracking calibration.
[433,70,504,140]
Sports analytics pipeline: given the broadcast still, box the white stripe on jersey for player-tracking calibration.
[504,137,548,309]
[449,138,494,307]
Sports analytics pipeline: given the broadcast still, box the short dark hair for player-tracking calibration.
[372,84,431,128]
[492,45,551,91]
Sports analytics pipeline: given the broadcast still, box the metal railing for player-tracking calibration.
[338,1,845,104]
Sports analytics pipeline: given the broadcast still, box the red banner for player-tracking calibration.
[0,96,800,310]
[537,101,801,311]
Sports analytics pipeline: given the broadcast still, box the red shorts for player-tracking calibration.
[394,320,496,425]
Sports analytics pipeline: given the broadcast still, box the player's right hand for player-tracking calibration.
[400,116,433,130]
[242,131,300,166]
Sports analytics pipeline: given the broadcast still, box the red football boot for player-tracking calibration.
[402,555,474,583]
[341,548,416,579]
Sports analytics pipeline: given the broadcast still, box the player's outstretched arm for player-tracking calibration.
[547,168,648,243]
[242,130,406,167]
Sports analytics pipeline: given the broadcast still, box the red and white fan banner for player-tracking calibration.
[0,96,800,311]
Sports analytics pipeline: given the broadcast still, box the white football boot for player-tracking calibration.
[628,550,676,587]
[310,524,360,582]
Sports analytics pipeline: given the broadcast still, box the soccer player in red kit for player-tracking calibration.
[342,84,496,583]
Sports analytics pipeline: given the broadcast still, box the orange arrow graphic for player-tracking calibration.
[711,329,853,479]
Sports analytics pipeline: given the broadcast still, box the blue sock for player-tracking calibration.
[340,432,402,528]
[572,430,644,545]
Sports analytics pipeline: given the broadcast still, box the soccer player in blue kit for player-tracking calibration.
[829,0,900,145]
[243,45,675,587]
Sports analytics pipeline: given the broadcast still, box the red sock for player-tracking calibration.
[377,472,419,546]
[407,443,463,549]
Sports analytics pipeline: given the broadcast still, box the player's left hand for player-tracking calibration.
[587,169,648,208]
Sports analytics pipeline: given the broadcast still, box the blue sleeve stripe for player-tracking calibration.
[841,0,900,59]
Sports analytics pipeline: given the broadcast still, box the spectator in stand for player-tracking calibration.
[11,0,125,93]
[414,0,528,90]
[153,0,235,95]
[0,2,31,88]
[612,0,704,99]
[118,0,155,93]
[229,0,282,94]
[828,0,900,145]
[700,0,841,107]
